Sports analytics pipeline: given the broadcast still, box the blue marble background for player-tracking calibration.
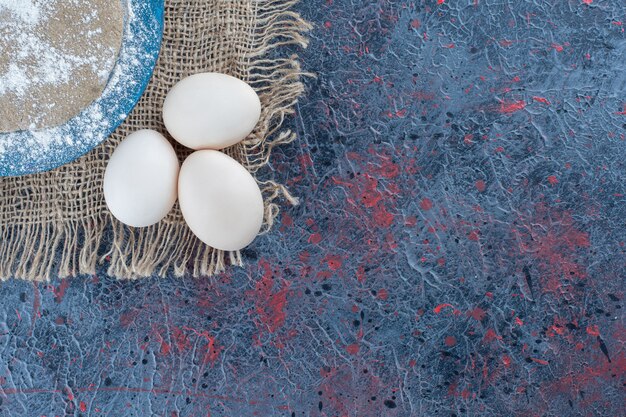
[1,0,625,416]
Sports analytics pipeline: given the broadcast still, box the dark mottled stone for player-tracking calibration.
[0,0,624,416]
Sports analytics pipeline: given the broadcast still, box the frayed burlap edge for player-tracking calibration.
[0,0,311,281]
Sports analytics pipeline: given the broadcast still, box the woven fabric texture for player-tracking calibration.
[0,0,310,280]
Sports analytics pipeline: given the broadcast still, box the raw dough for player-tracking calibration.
[0,0,124,132]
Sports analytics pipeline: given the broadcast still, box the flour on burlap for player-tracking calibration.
[0,0,124,133]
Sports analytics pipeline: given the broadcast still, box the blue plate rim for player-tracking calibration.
[0,0,165,177]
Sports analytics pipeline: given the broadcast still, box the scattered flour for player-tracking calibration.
[0,0,124,132]
[0,0,44,25]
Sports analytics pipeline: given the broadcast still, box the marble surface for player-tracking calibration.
[0,0,624,415]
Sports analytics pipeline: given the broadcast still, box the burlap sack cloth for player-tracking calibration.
[0,0,310,280]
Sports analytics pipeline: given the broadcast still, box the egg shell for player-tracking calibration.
[163,73,261,150]
[104,129,179,228]
[178,150,264,251]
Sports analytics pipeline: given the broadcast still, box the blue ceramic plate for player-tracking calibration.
[0,0,164,177]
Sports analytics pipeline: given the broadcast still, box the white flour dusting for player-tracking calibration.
[0,0,160,176]
[0,0,124,132]
[0,0,44,25]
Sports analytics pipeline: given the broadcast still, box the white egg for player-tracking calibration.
[104,129,179,228]
[163,72,262,150]
[178,150,264,251]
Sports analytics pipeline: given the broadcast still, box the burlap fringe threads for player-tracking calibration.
[0,0,311,280]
